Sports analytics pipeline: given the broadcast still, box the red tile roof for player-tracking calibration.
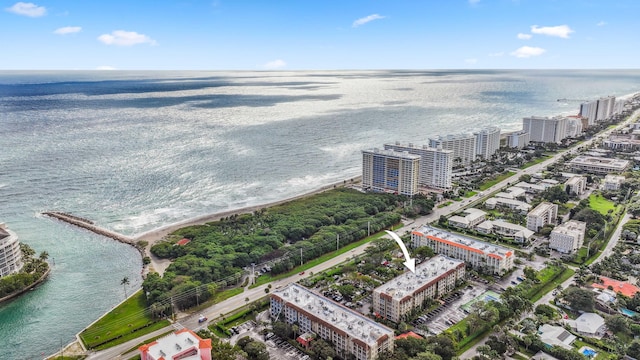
[176,238,191,246]
[592,276,640,298]
[396,331,423,340]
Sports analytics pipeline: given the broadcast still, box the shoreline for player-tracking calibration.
[136,176,361,274]
[0,266,51,305]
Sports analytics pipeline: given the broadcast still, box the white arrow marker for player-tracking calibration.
[385,230,416,273]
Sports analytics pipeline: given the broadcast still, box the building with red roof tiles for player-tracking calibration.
[411,226,513,275]
[139,328,211,360]
[176,238,191,246]
[592,276,640,298]
[396,331,423,340]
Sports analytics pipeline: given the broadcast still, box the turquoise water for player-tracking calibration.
[621,308,638,317]
[1,70,640,358]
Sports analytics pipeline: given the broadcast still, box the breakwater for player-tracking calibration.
[43,211,136,246]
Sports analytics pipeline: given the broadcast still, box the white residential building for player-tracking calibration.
[0,223,23,278]
[448,208,486,229]
[538,324,576,350]
[567,313,606,338]
[476,220,535,243]
[474,126,501,160]
[568,155,630,174]
[603,174,626,191]
[362,148,420,196]
[384,142,453,189]
[565,176,587,196]
[580,96,616,125]
[580,101,599,126]
[411,226,514,274]
[506,130,530,149]
[522,116,568,143]
[271,283,395,360]
[549,220,586,254]
[565,116,584,138]
[514,181,548,193]
[494,186,526,200]
[428,133,477,166]
[372,255,465,323]
[484,197,531,213]
[527,202,558,232]
[139,328,212,360]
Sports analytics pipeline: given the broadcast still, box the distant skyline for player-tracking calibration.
[1,0,638,70]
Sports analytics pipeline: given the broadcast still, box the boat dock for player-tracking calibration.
[43,211,135,246]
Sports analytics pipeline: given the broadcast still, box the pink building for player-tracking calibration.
[139,328,211,360]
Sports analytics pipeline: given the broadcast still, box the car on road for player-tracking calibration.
[299,271,305,275]
[198,315,208,323]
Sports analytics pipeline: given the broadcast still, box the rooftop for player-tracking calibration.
[413,226,513,260]
[592,276,640,298]
[552,220,586,236]
[363,148,421,160]
[272,283,394,347]
[528,202,556,217]
[568,155,630,169]
[139,328,210,360]
[373,255,464,301]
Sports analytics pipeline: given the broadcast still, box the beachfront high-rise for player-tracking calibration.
[362,148,420,196]
[372,255,465,323]
[428,133,477,166]
[0,223,23,278]
[271,283,395,360]
[580,96,617,125]
[474,126,501,160]
[506,130,530,149]
[384,142,453,189]
[522,116,568,144]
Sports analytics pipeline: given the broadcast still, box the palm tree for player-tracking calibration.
[39,251,49,261]
[121,277,130,299]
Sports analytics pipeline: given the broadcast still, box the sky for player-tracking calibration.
[1,0,638,70]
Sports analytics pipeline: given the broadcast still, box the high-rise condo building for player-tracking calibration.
[522,116,568,144]
[384,142,453,189]
[428,133,477,166]
[271,283,395,360]
[506,130,530,149]
[411,226,514,275]
[474,126,501,160]
[0,223,23,277]
[362,149,420,196]
[372,255,465,323]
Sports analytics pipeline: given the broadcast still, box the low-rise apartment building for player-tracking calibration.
[549,220,586,254]
[139,328,212,360]
[411,226,514,275]
[527,202,558,232]
[271,283,395,360]
[476,220,534,243]
[568,155,630,174]
[484,197,531,213]
[447,208,486,229]
[372,255,465,323]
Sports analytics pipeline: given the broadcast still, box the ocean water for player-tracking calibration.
[0,69,639,358]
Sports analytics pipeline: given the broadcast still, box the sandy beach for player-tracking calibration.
[136,177,360,274]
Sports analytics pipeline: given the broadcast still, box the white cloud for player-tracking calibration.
[489,52,504,57]
[510,46,546,58]
[5,2,46,17]
[98,30,156,46]
[263,59,286,69]
[517,33,532,40]
[597,21,607,27]
[352,14,385,28]
[54,26,81,35]
[465,58,478,64]
[530,24,574,38]
[96,66,117,70]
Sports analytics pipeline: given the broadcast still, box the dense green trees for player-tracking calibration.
[144,189,406,304]
[561,286,595,312]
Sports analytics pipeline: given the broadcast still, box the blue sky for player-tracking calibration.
[1,0,637,70]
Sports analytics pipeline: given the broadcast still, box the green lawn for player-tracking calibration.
[463,191,477,198]
[589,193,617,215]
[478,172,516,191]
[437,201,453,208]
[79,290,170,350]
[522,156,550,169]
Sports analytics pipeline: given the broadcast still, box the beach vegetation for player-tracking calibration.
[144,188,414,306]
